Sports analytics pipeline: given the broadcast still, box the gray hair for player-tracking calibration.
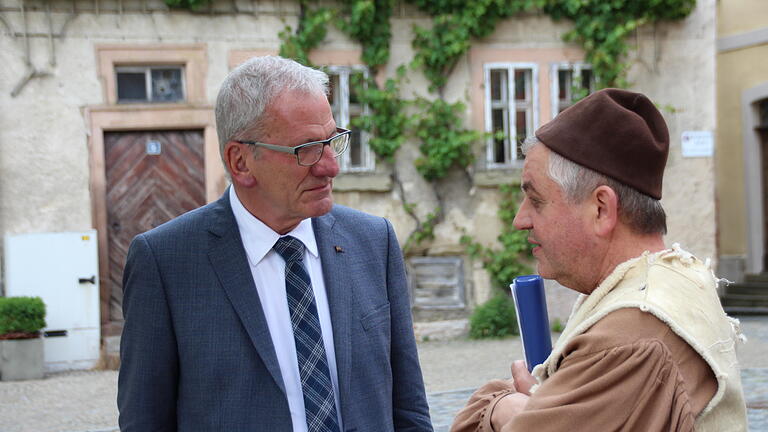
[522,137,667,235]
[215,56,329,170]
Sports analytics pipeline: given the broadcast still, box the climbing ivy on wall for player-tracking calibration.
[278,3,333,66]
[270,0,695,268]
[407,0,697,90]
[165,0,209,10]
[337,0,394,71]
[543,0,697,88]
[409,0,539,92]
[166,0,697,89]
[349,68,410,161]
[413,98,479,181]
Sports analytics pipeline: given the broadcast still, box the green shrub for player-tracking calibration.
[164,0,210,10]
[469,294,518,339]
[0,296,46,338]
[551,317,564,333]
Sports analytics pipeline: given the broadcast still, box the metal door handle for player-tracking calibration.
[78,275,96,284]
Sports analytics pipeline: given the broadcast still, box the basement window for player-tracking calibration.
[116,66,185,103]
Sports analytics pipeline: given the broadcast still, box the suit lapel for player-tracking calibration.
[206,191,286,396]
[313,211,353,408]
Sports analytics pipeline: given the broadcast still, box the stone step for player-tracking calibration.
[744,273,768,283]
[723,306,768,316]
[720,277,768,315]
[725,282,768,296]
[720,294,768,308]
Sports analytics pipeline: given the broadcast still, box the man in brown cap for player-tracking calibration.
[451,89,748,431]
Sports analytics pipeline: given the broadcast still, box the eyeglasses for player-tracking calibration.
[237,127,351,167]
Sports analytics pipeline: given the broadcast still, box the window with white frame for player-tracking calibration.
[552,63,595,115]
[484,63,538,167]
[326,66,373,172]
[115,65,185,103]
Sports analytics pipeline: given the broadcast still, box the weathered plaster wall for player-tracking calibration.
[1,0,717,326]
[337,14,588,321]
[0,0,302,225]
[624,0,717,263]
[2,35,96,236]
[341,1,718,321]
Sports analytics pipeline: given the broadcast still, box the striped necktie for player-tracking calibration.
[273,236,340,432]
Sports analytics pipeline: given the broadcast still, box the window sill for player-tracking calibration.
[473,167,522,187]
[333,172,391,192]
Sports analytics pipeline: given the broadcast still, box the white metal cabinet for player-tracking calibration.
[4,231,101,372]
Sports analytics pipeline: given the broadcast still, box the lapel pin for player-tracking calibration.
[334,246,344,253]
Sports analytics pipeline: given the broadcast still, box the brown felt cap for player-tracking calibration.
[535,88,669,199]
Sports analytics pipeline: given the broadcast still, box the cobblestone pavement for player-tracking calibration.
[0,316,765,431]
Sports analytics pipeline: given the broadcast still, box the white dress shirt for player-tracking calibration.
[229,187,343,431]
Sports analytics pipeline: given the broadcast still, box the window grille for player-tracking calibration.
[327,66,373,172]
[116,66,185,103]
[551,63,595,116]
[484,63,538,166]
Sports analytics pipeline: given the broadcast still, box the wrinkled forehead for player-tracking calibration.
[520,145,565,198]
[520,145,549,181]
[265,89,333,122]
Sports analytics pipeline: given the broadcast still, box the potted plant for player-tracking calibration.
[0,296,46,381]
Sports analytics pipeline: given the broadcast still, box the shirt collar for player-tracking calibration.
[229,186,318,267]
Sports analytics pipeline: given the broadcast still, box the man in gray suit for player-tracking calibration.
[117,55,433,431]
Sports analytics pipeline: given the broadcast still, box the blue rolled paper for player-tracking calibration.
[510,275,553,372]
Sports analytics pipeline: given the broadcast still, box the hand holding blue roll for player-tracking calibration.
[510,275,552,372]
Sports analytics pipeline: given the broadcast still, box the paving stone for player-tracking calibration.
[0,316,765,431]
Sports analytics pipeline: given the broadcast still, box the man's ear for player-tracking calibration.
[592,185,618,237]
[224,142,257,188]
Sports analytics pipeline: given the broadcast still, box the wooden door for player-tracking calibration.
[105,130,205,330]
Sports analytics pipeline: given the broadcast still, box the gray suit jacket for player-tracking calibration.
[117,191,432,431]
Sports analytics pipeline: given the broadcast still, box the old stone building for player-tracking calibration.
[714,0,768,313]
[716,1,768,277]
[0,0,718,367]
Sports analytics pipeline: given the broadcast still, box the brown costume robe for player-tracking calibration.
[450,308,717,432]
